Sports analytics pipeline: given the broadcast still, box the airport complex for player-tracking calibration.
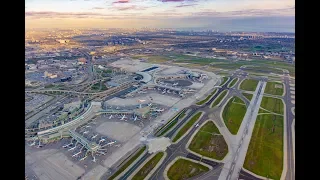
[25,29,295,180]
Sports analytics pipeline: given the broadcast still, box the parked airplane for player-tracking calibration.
[153,108,164,112]
[97,151,106,155]
[37,141,43,148]
[72,151,82,157]
[68,146,77,151]
[162,91,166,94]
[63,143,73,148]
[106,141,116,146]
[29,141,36,146]
[109,115,113,119]
[173,82,178,86]
[133,116,139,121]
[83,131,89,134]
[91,134,98,139]
[120,115,127,120]
[80,156,87,161]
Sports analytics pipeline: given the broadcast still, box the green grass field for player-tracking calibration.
[156,110,186,137]
[172,112,203,142]
[222,96,247,135]
[228,78,238,88]
[240,79,259,91]
[108,146,146,180]
[132,152,164,180]
[244,114,283,180]
[196,89,217,105]
[220,77,229,86]
[189,121,228,160]
[258,108,271,114]
[259,96,284,114]
[264,82,284,96]
[90,81,108,91]
[211,90,228,108]
[167,158,209,180]
[242,93,253,101]
[244,66,284,75]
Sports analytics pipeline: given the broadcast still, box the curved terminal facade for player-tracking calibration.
[135,72,152,83]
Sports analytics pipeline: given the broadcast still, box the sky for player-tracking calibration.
[25,0,295,32]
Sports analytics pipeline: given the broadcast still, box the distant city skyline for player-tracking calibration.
[25,0,295,32]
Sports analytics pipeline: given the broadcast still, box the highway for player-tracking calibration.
[25,81,134,95]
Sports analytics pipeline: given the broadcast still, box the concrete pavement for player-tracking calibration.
[218,81,266,180]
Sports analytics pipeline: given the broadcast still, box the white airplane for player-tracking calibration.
[138,99,146,103]
[29,141,36,146]
[116,106,120,110]
[133,116,139,121]
[63,143,73,148]
[106,141,116,146]
[173,82,178,86]
[72,151,82,157]
[153,108,164,112]
[37,141,43,148]
[80,156,87,161]
[97,151,106,155]
[109,115,113,119]
[148,103,152,107]
[68,146,77,151]
[162,91,166,94]
[120,115,127,120]
[83,131,89,134]
[91,134,98,139]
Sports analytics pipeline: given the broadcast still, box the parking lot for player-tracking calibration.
[25,93,54,114]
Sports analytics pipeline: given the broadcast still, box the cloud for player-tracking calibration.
[160,0,185,2]
[114,5,147,11]
[113,0,130,4]
[92,7,105,10]
[25,11,108,19]
[192,6,295,17]
[175,4,197,8]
